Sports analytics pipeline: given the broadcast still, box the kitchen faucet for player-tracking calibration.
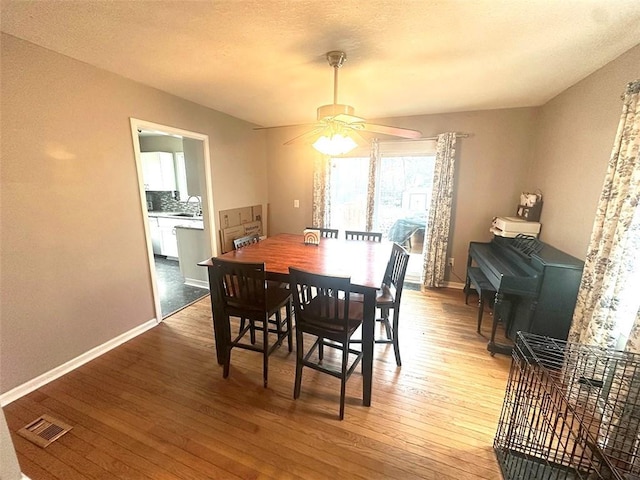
[187,195,202,216]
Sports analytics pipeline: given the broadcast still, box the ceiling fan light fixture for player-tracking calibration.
[312,132,358,156]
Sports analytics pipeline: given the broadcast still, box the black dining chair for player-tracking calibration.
[288,267,364,420]
[233,234,260,249]
[211,258,292,387]
[345,230,383,242]
[306,227,339,239]
[351,242,409,366]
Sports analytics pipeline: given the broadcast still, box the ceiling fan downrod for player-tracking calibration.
[326,50,346,105]
[317,50,355,120]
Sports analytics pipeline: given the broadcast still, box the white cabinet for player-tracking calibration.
[155,216,204,259]
[157,217,180,258]
[141,152,176,191]
[148,217,162,255]
[176,225,209,288]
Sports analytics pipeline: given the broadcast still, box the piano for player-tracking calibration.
[466,235,584,355]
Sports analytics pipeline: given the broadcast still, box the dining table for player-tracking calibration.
[199,232,392,406]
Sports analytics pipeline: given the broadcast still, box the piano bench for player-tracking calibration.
[465,266,496,333]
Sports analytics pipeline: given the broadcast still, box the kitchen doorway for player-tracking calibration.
[130,119,216,322]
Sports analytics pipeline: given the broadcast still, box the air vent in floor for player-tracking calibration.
[17,414,73,448]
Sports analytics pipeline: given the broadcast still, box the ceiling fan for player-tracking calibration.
[258,51,422,155]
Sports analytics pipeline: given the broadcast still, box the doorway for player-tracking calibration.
[130,119,216,321]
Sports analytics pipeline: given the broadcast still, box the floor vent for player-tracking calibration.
[17,414,72,448]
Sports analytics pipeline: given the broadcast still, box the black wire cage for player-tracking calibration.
[494,332,640,480]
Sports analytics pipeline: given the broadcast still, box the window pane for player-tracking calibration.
[329,157,369,231]
[374,155,436,239]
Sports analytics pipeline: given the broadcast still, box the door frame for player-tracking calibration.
[129,118,216,323]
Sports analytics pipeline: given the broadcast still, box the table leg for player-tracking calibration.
[207,265,230,365]
[361,287,375,406]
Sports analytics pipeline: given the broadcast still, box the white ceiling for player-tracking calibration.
[2,0,640,128]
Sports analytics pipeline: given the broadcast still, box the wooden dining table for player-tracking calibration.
[199,233,392,406]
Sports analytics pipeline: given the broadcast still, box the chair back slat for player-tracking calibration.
[233,234,260,249]
[383,243,410,304]
[289,267,359,337]
[306,227,339,239]
[345,230,382,242]
[212,258,266,315]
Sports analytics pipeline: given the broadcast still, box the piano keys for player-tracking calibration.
[466,235,584,355]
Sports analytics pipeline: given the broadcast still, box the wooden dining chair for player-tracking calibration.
[351,243,409,366]
[288,267,364,420]
[345,230,383,242]
[211,258,292,387]
[233,233,260,249]
[306,227,339,239]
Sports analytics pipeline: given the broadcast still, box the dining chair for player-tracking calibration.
[306,227,339,239]
[233,233,260,249]
[345,230,383,242]
[288,267,364,420]
[351,242,409,366]
[211,258,292,387]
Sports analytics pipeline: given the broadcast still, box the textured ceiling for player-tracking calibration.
[2,0,640,127]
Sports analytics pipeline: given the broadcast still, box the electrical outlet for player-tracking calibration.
[447,257,455,267]
[294,199,300,208]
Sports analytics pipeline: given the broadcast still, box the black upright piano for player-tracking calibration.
[467,235,584,355]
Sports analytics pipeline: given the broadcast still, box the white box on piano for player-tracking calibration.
[491,216,541,238]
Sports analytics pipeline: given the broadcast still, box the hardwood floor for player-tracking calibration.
[4,287,513,479]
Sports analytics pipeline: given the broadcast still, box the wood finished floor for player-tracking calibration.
[5,287,513,480]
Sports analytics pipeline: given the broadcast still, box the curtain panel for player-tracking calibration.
[365,139,379,232]
[312,155,332,228]
[422,132,457,288]
[568,79,640,353]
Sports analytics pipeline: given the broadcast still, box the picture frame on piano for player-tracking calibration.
[516,202,542,222]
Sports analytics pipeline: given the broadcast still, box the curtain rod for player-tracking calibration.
[377,133,470,144]
[423,133,470,141]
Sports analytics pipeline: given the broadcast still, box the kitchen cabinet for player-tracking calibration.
[155,216,203,259]
[148,217,161,255]
[141,152,176,191]
[176,224,208,288]
[157,217,180,259]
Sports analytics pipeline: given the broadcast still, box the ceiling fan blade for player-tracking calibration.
[254,122,316,131]
[361,123,422,139]
[283,126,326,145]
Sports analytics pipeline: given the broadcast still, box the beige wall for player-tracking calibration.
[530,44,640,259]
[266,108,539,282]
[0,34,268,394]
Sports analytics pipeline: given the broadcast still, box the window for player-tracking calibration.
[328,141,436,242]
[328,157,369,231]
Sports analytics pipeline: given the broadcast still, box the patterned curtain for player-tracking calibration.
[568,79,640,354]
[365,139,379,231]
[312,155,332,228]
[422,132,457,288]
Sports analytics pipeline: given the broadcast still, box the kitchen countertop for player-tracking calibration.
[148,211,203,220]
[175,223,204,231]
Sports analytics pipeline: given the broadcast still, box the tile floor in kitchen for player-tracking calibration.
[154,256,209,318]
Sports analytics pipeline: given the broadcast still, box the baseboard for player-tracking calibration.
[184,278,209,289]
[444,280,465,289]
[0,318,158,406]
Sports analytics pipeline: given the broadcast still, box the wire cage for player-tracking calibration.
[494,332,640,480]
